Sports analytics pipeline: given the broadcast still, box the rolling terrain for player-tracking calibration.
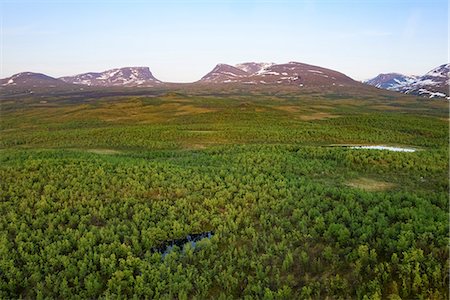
[0,64,449,299]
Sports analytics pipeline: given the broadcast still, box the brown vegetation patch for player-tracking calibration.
[311,105,333,110]
[371,105,403,111]
[185,143,208,150]
[86,149,122,155]
[275,105,303,113]
[274,106,339,120]
[298,112,340,121]
[346,177,395,192]
[186,130,217,134]
[173,105,216,115]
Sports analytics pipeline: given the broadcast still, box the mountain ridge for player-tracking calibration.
[199,61,357,87]
[2,63,448,100]
[1,72,72,88]
[364,73,417,90]
[59,66,162,87]
[365,64,449,99]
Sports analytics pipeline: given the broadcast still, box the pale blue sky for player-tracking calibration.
[1,0,447,82]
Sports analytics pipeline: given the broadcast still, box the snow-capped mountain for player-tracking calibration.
[199,64,250,83]
[400,64,449,98]
[199,61,357,86]
[366,64,449,99]
[59,67,162,87]
[1,72,71,88]
[234,62,275,75]
[364,73,417,90]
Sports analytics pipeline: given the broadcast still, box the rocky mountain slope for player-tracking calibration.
[199,61,358,87]
[366,64,449,99]
[59,67,162,87]
[364,73,417,90]
[1,72,71,88]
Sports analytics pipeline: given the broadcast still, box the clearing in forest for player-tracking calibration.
[346,177,396,191]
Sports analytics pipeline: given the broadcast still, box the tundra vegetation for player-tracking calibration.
[0,90,448,299]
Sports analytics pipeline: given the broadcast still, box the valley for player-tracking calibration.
[0,84,448,298]
[2,0,448,297]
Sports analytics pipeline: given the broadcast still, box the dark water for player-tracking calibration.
[152,231,214,257]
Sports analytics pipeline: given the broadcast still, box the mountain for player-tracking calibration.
[199,61,357,86]
[1,72,71,88]
[199,64,250,83]
[252,61,356,85]
[400,64,449,99]
[59,67,162,87]
[234,62,275,75]
[366,64,449,99]
[364,73,417,90]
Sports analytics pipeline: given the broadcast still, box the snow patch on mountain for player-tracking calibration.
[416,89,446,98]
[365,64,449,99]
[1,72,70,88]
[199,61,357,86]
[364,73,417,90]
[235,62,275,75]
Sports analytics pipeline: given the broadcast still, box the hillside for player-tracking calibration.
[364,73,417,90]
[1,72,73,89]
[366,64,449,99]
[400,64,449,98]
[59,67,162,87]
[199,61,359,87]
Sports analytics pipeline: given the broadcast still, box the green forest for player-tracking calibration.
[0,91,448,299]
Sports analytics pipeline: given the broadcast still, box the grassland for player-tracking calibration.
[0,89,448,298]
[1,90,448,150]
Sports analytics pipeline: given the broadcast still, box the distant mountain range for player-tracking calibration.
[1,67,162,90]
[2,63,448,99]
[365,64,449,99]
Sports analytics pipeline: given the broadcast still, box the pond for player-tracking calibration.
[348,145,417,152]
[152,231,214,258]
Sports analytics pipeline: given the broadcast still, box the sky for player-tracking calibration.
[0,0,448,82]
